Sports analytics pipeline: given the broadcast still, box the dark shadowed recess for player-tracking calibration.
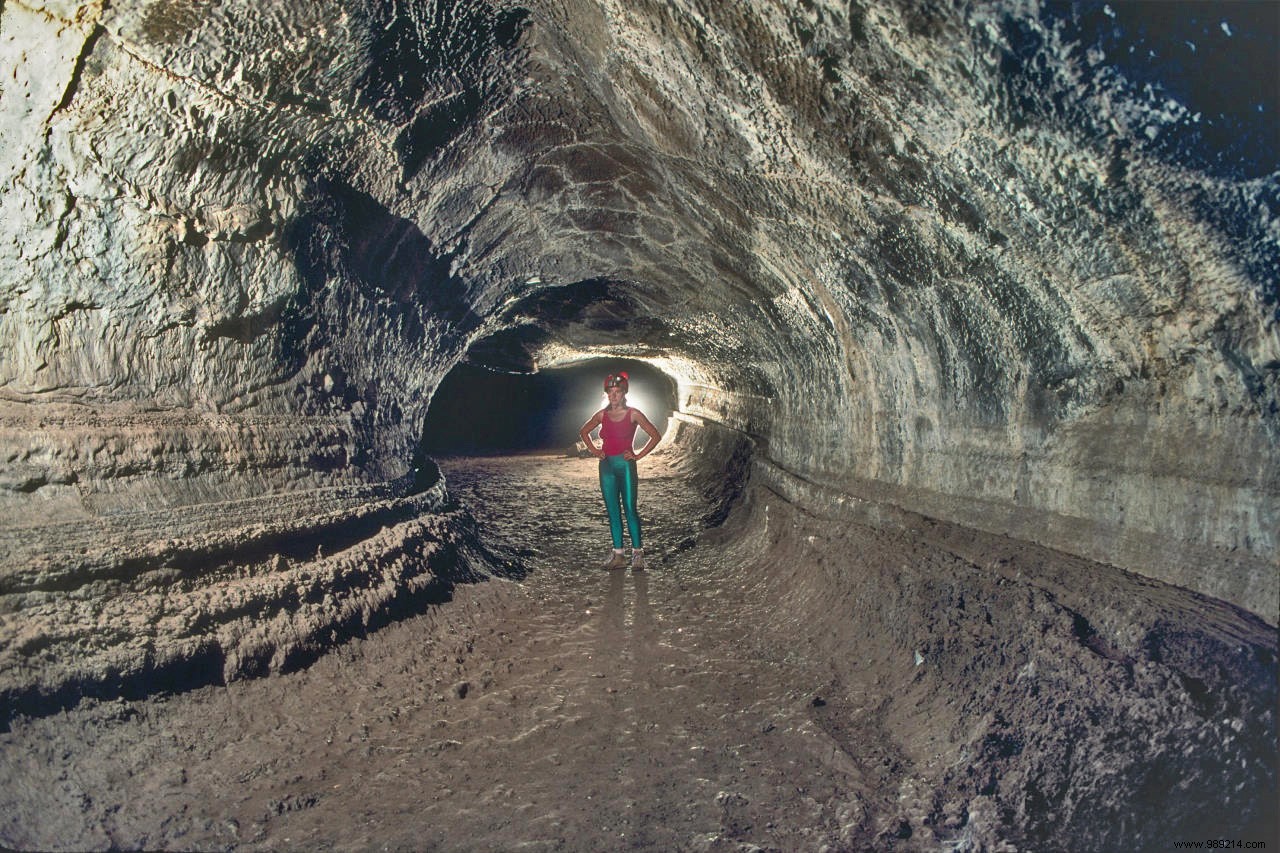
[420,358,678,456]
[353,0,530,179]
[1029,0,1278,180]
[288,177,484,332]
[1000,1,1279,312]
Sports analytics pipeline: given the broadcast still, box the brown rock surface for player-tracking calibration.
[2,455,1273,850]
[2,0,1273,613]
[0,0,1276,847]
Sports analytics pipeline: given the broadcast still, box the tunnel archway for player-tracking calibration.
[420,357,679,456]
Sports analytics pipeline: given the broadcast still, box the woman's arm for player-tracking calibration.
[626,410,662,460]
[579,411,605,458]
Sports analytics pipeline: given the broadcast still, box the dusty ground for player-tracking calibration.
[1,454,884,851]
[1,453,1275,851]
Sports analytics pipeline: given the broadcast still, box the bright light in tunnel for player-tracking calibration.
[574,377,667,453]
[421,356,679,455]
[539,349,706,419]
[585,386,659,424]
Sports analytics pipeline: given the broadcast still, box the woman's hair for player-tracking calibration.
[603,371,629,392]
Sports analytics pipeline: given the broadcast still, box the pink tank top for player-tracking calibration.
[600,408,638,456]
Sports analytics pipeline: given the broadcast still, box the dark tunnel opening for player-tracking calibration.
[420,357,679,456]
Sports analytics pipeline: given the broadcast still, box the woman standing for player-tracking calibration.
[579,371,662,570]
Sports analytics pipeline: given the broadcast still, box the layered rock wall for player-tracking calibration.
[1,0,1276,711]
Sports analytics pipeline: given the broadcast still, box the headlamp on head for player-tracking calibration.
[603,371,629,392]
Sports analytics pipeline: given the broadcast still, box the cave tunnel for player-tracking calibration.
[0,0,1276,850]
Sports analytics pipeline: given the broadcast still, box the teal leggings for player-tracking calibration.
[599,455,642,550]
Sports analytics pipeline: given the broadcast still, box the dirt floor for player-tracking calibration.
[1,453,1275,851]
[2,454,875,851]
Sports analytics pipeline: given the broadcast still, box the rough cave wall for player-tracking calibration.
[3,2,1275,842]
[1,0,1276,674]
[4,0,1274,616]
